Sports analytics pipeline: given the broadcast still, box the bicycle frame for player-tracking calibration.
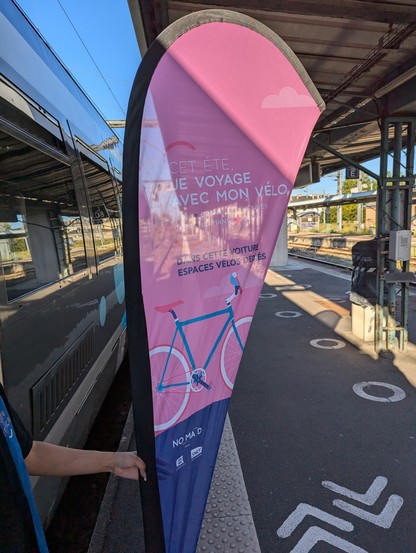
[157,303,244,392]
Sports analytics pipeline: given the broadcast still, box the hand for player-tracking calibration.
[26,442,148,481]
[112,451,147,481]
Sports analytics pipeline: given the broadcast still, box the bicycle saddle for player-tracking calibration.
[154,300,184,313]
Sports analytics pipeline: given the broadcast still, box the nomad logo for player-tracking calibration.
[190,446,202,460]
[176,455,185,468]
[173,427,202,448]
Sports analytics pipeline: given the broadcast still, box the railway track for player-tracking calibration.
[288,240,416,273]
[288,242,353,267]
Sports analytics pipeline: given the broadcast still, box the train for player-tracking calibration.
[0,0,127,523]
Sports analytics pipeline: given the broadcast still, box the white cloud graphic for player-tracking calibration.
[261,87,316,109]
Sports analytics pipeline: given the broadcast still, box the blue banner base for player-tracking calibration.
[155,398,230,553]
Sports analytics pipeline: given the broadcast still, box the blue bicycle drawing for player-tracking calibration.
[151,273,252,431]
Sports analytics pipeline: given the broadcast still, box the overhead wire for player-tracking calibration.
[55,0,126,141]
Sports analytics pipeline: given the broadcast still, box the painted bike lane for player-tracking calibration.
[229,263,416,552]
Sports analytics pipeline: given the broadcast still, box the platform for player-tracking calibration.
[88,258,416,553]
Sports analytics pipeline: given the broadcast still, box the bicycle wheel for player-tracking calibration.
[220,317,252,389]
[150,346,191,431]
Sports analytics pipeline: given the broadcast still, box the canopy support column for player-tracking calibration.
[375,116,416,353]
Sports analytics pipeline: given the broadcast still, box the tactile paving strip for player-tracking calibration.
[196,416,261,553]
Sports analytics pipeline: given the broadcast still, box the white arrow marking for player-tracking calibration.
[290,526,368,553]
[276,503,353,538]
[333,495,404,528]
[322,476,388,505]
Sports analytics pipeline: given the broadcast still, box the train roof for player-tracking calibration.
[0,0,123,176]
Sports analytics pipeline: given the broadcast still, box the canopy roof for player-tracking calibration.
[129,0,416,186]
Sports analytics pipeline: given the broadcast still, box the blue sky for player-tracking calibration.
[14,1,380,195]
[15,0,140,123]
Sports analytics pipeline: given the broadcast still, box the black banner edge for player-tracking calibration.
[123,37,167,553]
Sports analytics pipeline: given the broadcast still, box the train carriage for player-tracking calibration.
[0,0,127,523]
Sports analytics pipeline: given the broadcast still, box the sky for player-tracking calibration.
[15,0,140,125]
[14,0,380,195]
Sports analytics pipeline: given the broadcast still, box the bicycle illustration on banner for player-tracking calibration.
[151,273,252,431]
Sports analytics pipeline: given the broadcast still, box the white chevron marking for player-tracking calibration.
[289,526,368,553]
[333,494,404,528]
[276,503,353,538]
[322,476,388,505]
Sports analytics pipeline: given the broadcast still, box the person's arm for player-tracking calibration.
[25,441,146,481]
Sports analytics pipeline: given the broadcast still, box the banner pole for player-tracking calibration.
[123,47,166,551]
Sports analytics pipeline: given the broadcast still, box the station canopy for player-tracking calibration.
[128,0,416,187]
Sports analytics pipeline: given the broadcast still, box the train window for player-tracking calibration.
[80,153,122,263]
[0,129,87,301]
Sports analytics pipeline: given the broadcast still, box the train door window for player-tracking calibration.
[0,129,87,301]
[80,153,122,263]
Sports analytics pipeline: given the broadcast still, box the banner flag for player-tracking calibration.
[123,10,324,553]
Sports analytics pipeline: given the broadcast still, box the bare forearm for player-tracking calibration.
[25,441,146,481]
[26,442,113,476]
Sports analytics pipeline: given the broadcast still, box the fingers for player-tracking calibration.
[114,452,147,482]
[131,450,147,481]
[137,458,147,482]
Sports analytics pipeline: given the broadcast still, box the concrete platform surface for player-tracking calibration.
[88,259,416,553]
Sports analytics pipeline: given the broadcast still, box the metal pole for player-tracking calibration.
[325,206,331,234]
[337,170,343,231]
[375,119,389,353]
[376,117,415,352]
[399,120,416,349]
[357,173,363,231]
[384,122,402,351]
